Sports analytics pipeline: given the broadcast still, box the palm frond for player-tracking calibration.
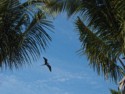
[0,0,53,69]
[46,0,125,82]
[110,89,121,94]
[44,0,82,17]
[75,17,123,82]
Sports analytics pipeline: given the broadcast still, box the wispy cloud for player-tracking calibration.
[0,51,115,94]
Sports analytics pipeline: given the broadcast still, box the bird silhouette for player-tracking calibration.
[42,57,51,72]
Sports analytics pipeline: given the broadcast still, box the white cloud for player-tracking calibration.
[0,56,115,94]
[0,73,70,94]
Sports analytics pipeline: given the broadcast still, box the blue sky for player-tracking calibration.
[0,13,118,94]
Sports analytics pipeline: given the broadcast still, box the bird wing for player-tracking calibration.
[43,57,48,64]
[47,64,51,72]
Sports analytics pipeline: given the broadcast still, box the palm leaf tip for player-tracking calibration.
[110,89,121,94]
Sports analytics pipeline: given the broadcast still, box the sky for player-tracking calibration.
[0,13,118,94]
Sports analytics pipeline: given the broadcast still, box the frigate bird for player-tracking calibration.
[42,57,51,72]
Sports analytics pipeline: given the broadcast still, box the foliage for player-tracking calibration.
[0,0,53,69]
[110,89,121,94]
[45,0,125,82]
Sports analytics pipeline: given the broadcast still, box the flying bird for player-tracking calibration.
[42,57,51,72]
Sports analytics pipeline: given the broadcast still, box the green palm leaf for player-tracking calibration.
[0,0,53,69]
[110,89,121,94]
[76,17,123,82]
[45,0,125,82]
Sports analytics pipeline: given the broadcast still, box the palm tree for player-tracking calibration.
[0,0,53,69]
[45,0,125,82]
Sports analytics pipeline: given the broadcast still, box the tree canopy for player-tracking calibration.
[44,0,125,82]
[0,0,125,93]
[0,0,53,69]
[1,0,125,83]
